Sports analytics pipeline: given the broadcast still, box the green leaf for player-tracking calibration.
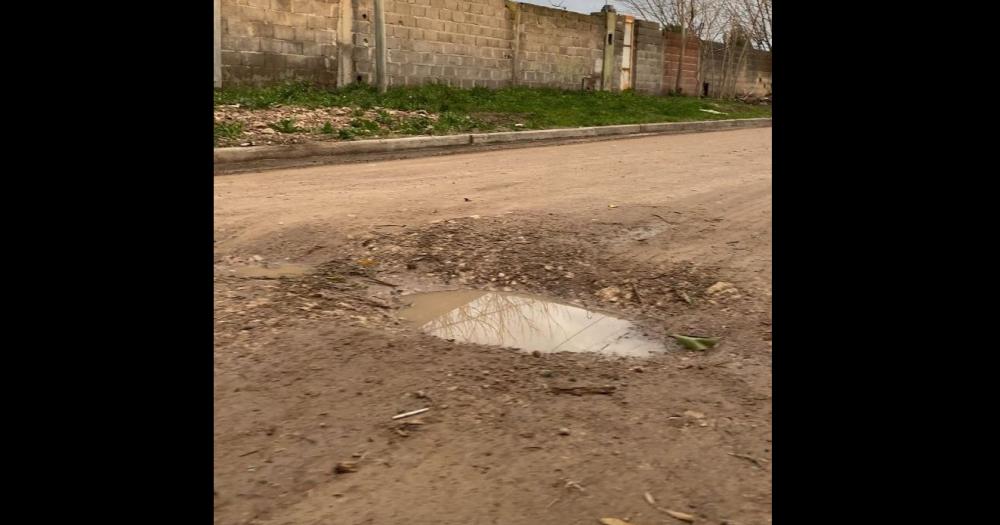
[670,334,719,351]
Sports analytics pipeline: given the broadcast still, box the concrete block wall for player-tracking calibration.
[220,0,340,86]
[517,4,604,90]
[364,0,515,88]
[662,30,701,95]
[216,0,769,99]
[700,41,771,97]
[632,20,663,94]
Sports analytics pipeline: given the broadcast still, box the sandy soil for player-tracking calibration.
[214,128,772,525]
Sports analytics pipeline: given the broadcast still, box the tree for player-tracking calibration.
[725,0,770,50]
[616,0,734,94]
[614,0,770,98]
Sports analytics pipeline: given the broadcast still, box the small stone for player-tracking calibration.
[558,428,571,436]
[706,281,737,295]
[631,366,644,373]
[334,462,358,474]
[596,286,622,302]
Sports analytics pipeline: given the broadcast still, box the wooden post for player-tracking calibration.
[374,0,388,93]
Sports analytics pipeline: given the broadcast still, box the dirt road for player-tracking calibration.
[214,128,772,525]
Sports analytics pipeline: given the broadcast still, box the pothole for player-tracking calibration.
[399,290,665,357]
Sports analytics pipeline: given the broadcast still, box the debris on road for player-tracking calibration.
[728,452,768,468]
[596,286,622,302]
[643,492,696,522]
[334,462,358,474]
[550,385,617,396]
[671,334,720,351]
[706,281,738,295]
[392,407,430,420]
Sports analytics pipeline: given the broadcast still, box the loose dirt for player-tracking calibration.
[214,128,772,525]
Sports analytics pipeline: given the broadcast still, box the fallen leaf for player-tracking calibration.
[671,334,719,351]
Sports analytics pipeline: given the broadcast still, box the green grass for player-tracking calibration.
[269,118,301,133]
[213,121,244,145]
[216,82,770,137]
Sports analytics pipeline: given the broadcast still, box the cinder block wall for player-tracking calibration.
[632,20,664,94]
[220,0,340,86]
[517,4,604,90]
[700,41,771,97]
[218,0,769,98]
[356,0,514,88]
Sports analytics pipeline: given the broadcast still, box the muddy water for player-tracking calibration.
[399,291,664,357]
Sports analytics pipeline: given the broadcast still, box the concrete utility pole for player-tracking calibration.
[214,0,222,88]
[601,5,616,91]
[337,0,354,87]
[374,0,388,93]
[508,1,522,86]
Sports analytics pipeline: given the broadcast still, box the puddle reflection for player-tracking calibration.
[400,291,664,357]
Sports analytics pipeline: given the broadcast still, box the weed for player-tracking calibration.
[269,119,301,133]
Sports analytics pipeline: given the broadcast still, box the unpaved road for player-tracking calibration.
[214,128,772,525]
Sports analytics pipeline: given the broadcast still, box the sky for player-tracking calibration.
[519,0,635,17]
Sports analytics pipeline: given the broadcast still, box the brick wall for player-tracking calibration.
[220,0,340,86]
[662,30,700,95]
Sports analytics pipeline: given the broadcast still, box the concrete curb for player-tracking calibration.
[214,117,771,166]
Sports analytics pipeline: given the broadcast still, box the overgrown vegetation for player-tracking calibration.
[213,121,244,145]
[215,82,770,134]
[269,118,301,134]
[215,83,771,121]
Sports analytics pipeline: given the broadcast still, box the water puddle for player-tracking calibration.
[231,263,312,279]
[399,291,664,357]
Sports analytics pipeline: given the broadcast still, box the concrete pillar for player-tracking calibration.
[601,5,616,91]
[508,1,522,86]
[337,0,354,87]
[374,0,388,93]
[214,0,221,88]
